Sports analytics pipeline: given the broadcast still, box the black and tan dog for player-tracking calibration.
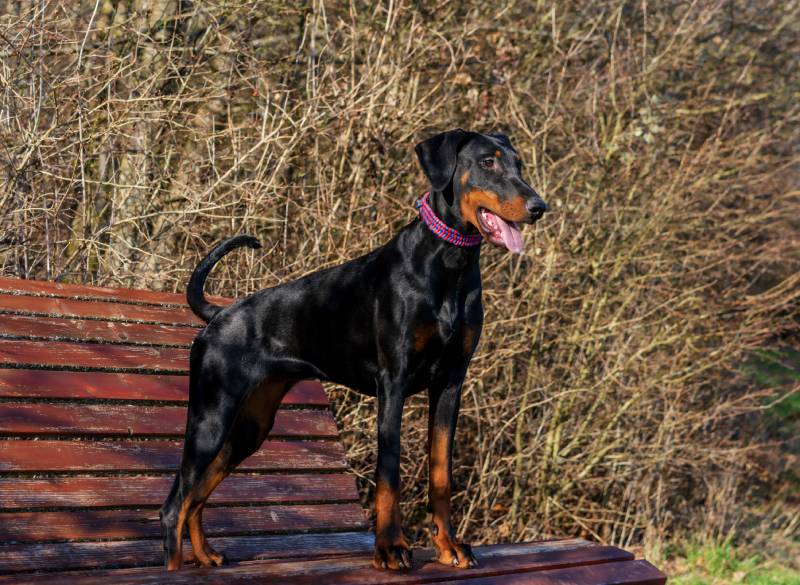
[160,129,547,571]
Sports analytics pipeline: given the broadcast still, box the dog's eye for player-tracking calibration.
[479,158,495,169]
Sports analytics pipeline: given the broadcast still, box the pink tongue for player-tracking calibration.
[487,211,523,254]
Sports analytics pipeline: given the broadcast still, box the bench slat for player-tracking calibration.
[0,371,328,404]
[0,439,348,472]
[0,276,231,307]
[272,559,665,585]
[0,504,368,543]
[0,474,360,509]
[0,339,189,372]
[0,531,376,574]
[0,540,668,583]
[0,294,202,326]
[0,403,338,438]
[7,540,593,579]
[0,315,197,346]
[220,545,635,585]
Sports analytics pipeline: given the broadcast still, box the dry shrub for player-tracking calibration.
[1,0,798,551]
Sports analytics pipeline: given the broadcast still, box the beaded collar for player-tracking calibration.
[415,192,482,247]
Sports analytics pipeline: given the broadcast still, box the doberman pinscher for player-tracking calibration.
[160,129,547,571]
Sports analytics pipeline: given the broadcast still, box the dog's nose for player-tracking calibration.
[526,198,548,221]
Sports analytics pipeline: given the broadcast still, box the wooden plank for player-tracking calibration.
[274,560,666,585]
[0,439,348,472]
[0,541,668,583]
[0,315,197,346]
[0,276,232,308]
[0,371,329,405]
[155,542,616,585]
[240,558,664,585]
[0,473,360,509]
[0,403,338,438]
[237,547,643,585]
[0,294,202,326]
[0,504,368,543]
[0,370,191,400]
[6,540,587,581]
[435,560,665,585]
[0,339,189,372]
[0,531,375,574]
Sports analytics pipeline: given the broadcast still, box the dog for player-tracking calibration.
[160,129,547,571]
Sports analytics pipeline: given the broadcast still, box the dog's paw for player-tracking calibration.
[372,538,412,570]
[433,533,478,569]
[194,544,225,568]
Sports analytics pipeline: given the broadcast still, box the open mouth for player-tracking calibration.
[478,208,523,254]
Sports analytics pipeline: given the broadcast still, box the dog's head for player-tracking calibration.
[415,129,547,253]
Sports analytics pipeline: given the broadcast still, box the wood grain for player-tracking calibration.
[0,531,376,574]
[0,276,231,308]
[0,504,368,543]
[0,541,668,584]
[0,370,328,405]
[0,294,202,325]
[0,403,338,437]
[0,474,360,509]
[0,314,197,346]
[0,439,348,472]
[0,339,189,372]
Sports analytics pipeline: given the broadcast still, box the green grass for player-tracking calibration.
[742,347,800,420]
[671,540,800,585]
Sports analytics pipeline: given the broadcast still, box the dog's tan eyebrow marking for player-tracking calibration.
[494,150,502,158]
[460,170,470,186]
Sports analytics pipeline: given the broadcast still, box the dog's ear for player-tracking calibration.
[415,129,469,192]
[488,132,517,154]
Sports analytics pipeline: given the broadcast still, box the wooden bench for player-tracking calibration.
[0,276,667,584]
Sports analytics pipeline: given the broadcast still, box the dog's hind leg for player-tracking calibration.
[183,375,296,567]
[182,442,232,567]
[160,384,240,571]
[159,339,263,571]
[160,333,318,570]
[160,416,232,569]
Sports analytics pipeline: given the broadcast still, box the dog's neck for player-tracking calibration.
[413,189,482,273]
[428,188,479,237]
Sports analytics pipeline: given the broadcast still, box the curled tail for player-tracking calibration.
[187,235,262,322]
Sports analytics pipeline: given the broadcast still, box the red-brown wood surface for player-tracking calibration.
[0,293,202,325]
[0,473,360,509]
[0,531,376,575]
[0,278,667,584]
[273,559,665,585]
[0,370,329,404]
[241,545,646,585]
[6,540,584,577]
[0,504,368,543]
[236,549,650,585]
[0,314,197,346]
[0,276,232,308]
[0,339,189,371]
[0,403,338,437]
[0,539,667,583]
[0,439,348,472]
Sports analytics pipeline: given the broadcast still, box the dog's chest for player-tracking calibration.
[410,289,482,372]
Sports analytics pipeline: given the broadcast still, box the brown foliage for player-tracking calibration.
[1,0,798,551]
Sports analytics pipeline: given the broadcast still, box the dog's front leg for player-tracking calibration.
[372,381,411,570]
[427,378,478,568]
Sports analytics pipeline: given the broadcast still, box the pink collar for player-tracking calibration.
[415,192,483,247]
